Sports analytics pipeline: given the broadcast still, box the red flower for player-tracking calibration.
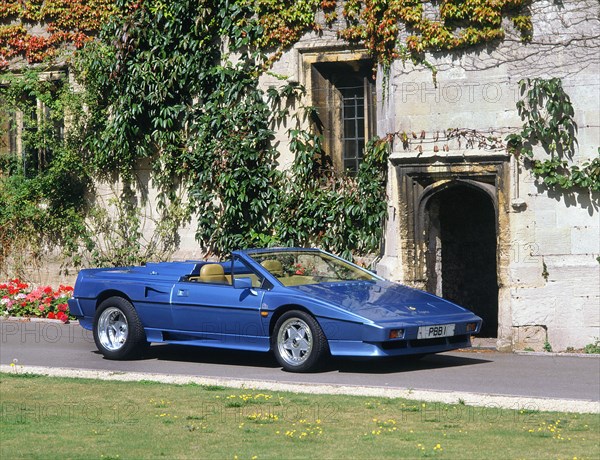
[39,305,45,312]
[57,312,68,323]
[47,312,56,319]
[57,303,68,312]
[43,286,53,294]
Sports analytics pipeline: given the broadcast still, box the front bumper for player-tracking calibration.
[328,333,473,357]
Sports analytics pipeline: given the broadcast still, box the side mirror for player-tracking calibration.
[234,277,253,290]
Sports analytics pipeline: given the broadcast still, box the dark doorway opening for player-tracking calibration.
[426,184,499,337]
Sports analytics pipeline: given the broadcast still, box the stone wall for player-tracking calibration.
[269,0,600,350]
[371,0,600,350]
[4,1,598,351]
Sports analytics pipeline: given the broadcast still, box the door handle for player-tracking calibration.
[177,289,189,297]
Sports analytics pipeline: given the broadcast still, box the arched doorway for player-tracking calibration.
[425,183,499,337]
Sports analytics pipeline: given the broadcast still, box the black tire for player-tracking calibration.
[271,310,328,372]
[93,296,148,360]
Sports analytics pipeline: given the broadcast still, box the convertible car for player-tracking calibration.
[68,248,482,372]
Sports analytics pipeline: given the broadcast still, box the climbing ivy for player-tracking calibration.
[239,0,322,68]
[1,0,533,70]
[339,0,531,74]
[506,78,600,192]
[0,1,387,268]
[5,0,587,271]
[0,70,89,274]
[0,0,117,67]
[276,129,389,260]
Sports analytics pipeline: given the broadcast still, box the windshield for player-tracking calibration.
[247,250,378,286]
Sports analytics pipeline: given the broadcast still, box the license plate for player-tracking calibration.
[417,324,455,339]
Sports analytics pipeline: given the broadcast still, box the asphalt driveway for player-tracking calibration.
[1,319,598,403]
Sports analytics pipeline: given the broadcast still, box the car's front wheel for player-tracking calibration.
[272,310,328,372]
[93,296,148,360]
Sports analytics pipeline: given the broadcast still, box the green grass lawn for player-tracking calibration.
[1,372,598,459]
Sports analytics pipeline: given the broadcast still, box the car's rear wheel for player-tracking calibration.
[272,310,328,372]
[93,296,148,360]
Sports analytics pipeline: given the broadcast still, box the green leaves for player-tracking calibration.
[507,78,598,192]
[275,134,389,260]
[0,70,91,273]
[1,1,391,270]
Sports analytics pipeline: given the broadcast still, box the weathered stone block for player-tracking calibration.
[585,301,600,327]
[535,228,571,255]
[534,210,557,228]
[508,263,545,287]
[512,325,547,351]
[554,296,586,327]
[571,226,600,254]
[547,327,599,351]
[511,292,555,326]
[556,202,600,228]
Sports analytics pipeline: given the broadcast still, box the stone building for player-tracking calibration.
[261,0,600,351]
[2,1,599,351]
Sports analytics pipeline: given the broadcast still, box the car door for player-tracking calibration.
[170,258,268,350]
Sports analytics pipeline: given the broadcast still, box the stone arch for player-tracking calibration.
[419,180,499,337]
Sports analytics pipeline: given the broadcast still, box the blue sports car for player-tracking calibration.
[68,248,482,372]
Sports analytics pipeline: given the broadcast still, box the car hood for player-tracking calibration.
[292,280,469,323]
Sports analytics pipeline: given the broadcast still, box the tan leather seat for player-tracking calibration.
[199,264,228,284]
[261,259,283,277]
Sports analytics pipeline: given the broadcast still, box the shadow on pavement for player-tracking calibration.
[128,344,492,374]
[141,344,281,369]
[330,353,492,374]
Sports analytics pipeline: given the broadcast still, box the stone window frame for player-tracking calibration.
[299,49,376,173]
